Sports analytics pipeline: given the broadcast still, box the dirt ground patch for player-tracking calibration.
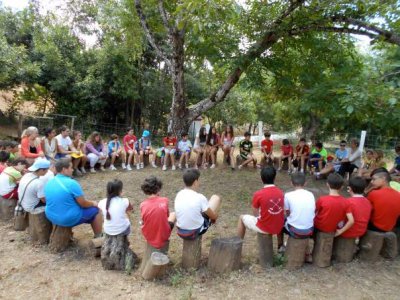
[1,160,400,299]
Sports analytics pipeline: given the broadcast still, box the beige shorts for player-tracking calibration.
[242,215,267,234]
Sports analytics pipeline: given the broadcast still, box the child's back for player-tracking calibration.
[284,188,315,230]
[314,194,347,233]
[341,195,371,238]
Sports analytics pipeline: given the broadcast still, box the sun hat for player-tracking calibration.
[28,158,50,171]
[142,130,150,138]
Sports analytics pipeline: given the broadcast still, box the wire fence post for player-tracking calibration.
[359,130,367,152]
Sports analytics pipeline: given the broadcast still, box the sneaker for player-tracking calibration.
[278,245,286,254]
[172,165,176,171]
[100,166,105,171]
[140,163,144,169]
[185,164,189,169]
[127,164,132,171]
[109,165,117,171]
[210,164,216,169]
[238,165,243,170]
[152,162,157,168]
[194,165,199,170]
[136,164,140,170]
[121,163,126,170]
[178,164,182,169]
[90,168,96,173]
[162,165,167,171]
[300,169,304,173]
[80,167,86,174]
[288,169,292,174]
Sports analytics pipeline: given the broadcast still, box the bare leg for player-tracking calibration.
[139,150,144,164]
[110,153,117,165]
[127,150,133,165]
[208,195,221,216]
[277,231,284,249]
[91,211,103,236]
[229,147,235,168]
[120,151,126,163]
[179,153,185,166]
[170,152,175,165]
[168,212,176,223]
[80,155,87,168]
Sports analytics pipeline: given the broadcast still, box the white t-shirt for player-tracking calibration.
[348,148,362,168]
[174,188,209,230]
[284,189,315,230]
[56,134,72,152]
[98,196,131,235]
[18,172,42,213]
[178,140,193,152]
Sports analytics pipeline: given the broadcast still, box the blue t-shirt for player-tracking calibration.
[108,141,121,154]
[45,174,84,227]
[335,149,348,161]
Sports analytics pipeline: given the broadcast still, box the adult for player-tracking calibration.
[44,158,102,236]
[41,128,58,162]
[85,131,107,173]
[193,126,208,169]
[366,168,400,233]
[20,126,45,165]
[338,138,362,177]
[71,130,87,175]
[205,126,220,169]
[18,158,50,214]
[220,125,236,170]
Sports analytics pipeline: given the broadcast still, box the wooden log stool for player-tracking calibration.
[359,230,385,262]
[0,197,17,221]
[88,237,105,257]
[394,227,400,255]
[143,154,150,166]
[181,236,202,270]
[101,233,137,271]
[380,232,398,260]
[29,212,53,244]
[142,252,170,280]
[14,210,29,231]
[284,237,309,269]
[332,237,356,263]
[257,233,274,268]
[312,231,335,267]
[141,242,169,271]
[207,236,243,273]
[49,225,73,253]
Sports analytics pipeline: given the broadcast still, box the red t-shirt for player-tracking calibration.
[341,196,372,238]
[123,134,137,152]
[261,139,273,154]
[367,187,400,232]
[314,195,347,233]
[163,137,177,147]
[140,196,172,249]
[295,144,310,156]
[281,144,293,156]
[252,185,284,234]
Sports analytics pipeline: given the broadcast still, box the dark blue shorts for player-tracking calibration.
[55,153,67,159]
[73,207,99,226]
[177,215,211,240]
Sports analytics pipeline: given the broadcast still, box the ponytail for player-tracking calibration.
[105,179,124,220]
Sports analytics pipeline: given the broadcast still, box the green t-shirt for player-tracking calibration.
[240,140,253,155]
[9,153,16,161]
[390,181,400,192]
[311,148,328,162]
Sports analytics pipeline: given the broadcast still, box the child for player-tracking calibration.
[238,132,257,169]
[5,141,19,161]
[108,134,127,171]
[162,132,177,171]
[309,142,328,174]
[136,130,157,169]
[220,125,235,170]
[314,173,347,233]
[277,139,293,173]
[193,127,208,169]
[177,132,192,169]
[277,173,315,251]
[175,169,221,240]
[205,126,220,169]
[0,159,28,200]
[123,127,139,171]
[261,131,274,166]
[98,179,133,236]
[237,167,284,241]
[360,150,386,179]
[140,176,176,250]
[0,151,10,174]
[358,149,374,177]
[71,130,87,176]
[389,145,400,176]
[292,138,310,173]
[314,140,348,179]
[335,176,372,238]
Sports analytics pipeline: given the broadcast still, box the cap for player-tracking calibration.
[142,130,150,138]
[28,158,50,172]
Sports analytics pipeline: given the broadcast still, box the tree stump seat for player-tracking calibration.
[0,197,17,222]
[332,237,356,263]
[88,237,105,257]
[181,236,202,270]
[142,252,170,280]
[313,231,335,268]
[359,230,385,262]
[101,233,137,272]
[380,231,398,260]
[257,233,274,268]
[207,236,243,273]
[285,236,309,269]
[49,225,73,253]
[29,212,52,244]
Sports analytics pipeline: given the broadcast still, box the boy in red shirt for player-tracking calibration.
[261,131,274,165]
[293,138,310,173]
[162,132,177,171]
[237,166,284,244]
[314,173,347,233]
[140,176,176,250]
[123,127,139,171]
[367,168,400,232]
[335,176,372,238]
[277,139,293,173]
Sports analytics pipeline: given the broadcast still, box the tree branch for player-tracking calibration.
[135,0,172,69]
[158,0,174,37]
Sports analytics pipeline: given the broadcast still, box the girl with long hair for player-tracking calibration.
[206,126,220,169]
[193,126,208,169]
[85,131,107,173]
[220,125,235,170]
